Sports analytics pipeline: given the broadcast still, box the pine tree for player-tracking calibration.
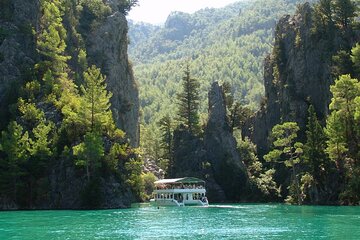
[73,131,104,181]
[328,74,360,159]
[176,65,201,135]
[326,74,360,204]
[222,82,253,133]
[351,43,360,77]
[80,65,113,132]
[303,105,329,184]
[333,0,357,29]
[37,0,74,98]
[0,122,30,200]
[157,115,173,173]
[313,0,334,34]
[264,122,304,205]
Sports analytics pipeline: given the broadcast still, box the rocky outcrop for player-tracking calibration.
[170,82,250,202]
[0,0,39,128]
[142,158,164,179]
[204,82,249,201]
[171,125,227,202]
[87,8,139,147]
[246,3,351,155]
[48,157,134,209]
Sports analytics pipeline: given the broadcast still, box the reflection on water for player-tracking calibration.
[0,204,360,239]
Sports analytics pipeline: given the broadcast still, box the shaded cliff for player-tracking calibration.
[0,0,39,129]
[86,10,139,147]
[204,82,250,201]
[171,82,250,202]
[246,3,357,155]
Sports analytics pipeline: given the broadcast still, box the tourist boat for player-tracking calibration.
[150,177,209,207]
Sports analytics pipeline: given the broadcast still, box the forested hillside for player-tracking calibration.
[0,0,141,209]
[128,0,313,157]
[139,0,360,205]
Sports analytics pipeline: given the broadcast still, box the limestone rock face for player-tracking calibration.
[0,0,39,128]
[170,82,250,201]
[171,125,227,202]
[48,157,134,209]
[204,82,249,200]
[87,11,139,147]
[246,3,352,155]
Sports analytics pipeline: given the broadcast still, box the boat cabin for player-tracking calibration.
[150,177,208,207]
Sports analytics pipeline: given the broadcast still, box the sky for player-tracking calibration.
[127,0,241,25]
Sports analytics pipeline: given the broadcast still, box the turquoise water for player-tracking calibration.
[0,204,360,239]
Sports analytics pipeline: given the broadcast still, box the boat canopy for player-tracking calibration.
[154,177,205,185]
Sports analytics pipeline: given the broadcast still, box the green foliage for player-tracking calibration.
[328,74,360,156]
[222,82,254,133]
[264,122,304,204]
[351,43,360,77]
[332,50,353,77]
[237,136,280,197]
[37,0,70,74]
[130,0,302,156]
[73,131,104,181]
[80,0,111,19]
[18,98,45,128]
[312,0,334,35]
[0,122,30,199]
[325,112,348,161]
[105,143,127,171]
[80,65,113,132]
[177,65,201,135]
[0,0,142,208]
[325,74,360,204]
[142,172,156,199]
[125,157,144,200]
[157,114,173,172]
[333,0,357,29]
[22,81,41,102]
[118,0,139,15]
[303,105,329,182]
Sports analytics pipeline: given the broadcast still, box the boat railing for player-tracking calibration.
[155,184,205,190]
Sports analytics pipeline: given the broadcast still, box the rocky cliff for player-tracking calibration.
[171,82,250,202]
[204,82,250,201]
[0,0,39,129]
[86,6,139,147]
[0,0,140,209]
[246,3,356,155]
[0,0,139,147]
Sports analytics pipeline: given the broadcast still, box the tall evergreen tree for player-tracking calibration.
[37,0,74,98]
[0,122,30,200]
[333,0,357,29]
[303,105,329,185]
[264,122,304,205]
[80,65,113,132]
[328,74,360,159]
[351,43,360,77]
[157,115,173,173]
[222,82,253,133]
[176,65,201,135]
[313,0,334,34]
[326,74,360,204]
[73,131,104,181]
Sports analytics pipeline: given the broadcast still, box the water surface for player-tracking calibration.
[1,204,359,239]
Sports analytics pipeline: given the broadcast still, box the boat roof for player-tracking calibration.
[154,177,205,185]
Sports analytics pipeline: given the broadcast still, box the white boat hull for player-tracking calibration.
[150,198,208,207]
